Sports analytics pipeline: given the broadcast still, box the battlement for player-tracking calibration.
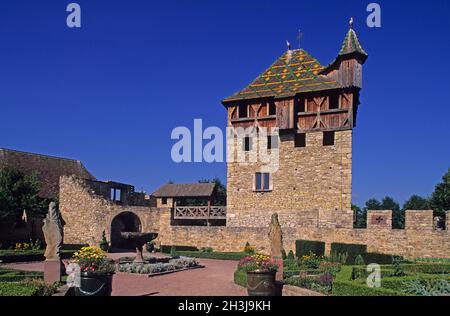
[367,210,448,231]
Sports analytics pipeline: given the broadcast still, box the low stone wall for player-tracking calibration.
[159,211,450,259]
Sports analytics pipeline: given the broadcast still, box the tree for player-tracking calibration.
[199,177,226,206]
[381,196,403,229]
[0,167,45,222]
[364,198,382,211]
[430,168,450,217]
[352,204,366,228]
[403,195,430,211]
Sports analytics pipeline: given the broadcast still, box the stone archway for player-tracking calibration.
[110,211,142,250]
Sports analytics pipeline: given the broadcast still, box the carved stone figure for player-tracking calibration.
[42,202,64,260]
[268,213,283,258]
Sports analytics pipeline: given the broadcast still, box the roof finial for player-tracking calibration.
[286,40,291,51]
[349,17,354,29]
[296,29,303,49]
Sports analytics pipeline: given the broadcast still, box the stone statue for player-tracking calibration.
[42,202,64,260]
[268,213,283,258]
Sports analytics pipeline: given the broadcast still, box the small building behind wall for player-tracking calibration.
[152,183,226,226]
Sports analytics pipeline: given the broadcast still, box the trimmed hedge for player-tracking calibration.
[402,263,450,275]
[0,250,75,263]
[160,245,199,253]
[295,240,325,258]
[175,251,246,261]
[0,282,41,296]
[234,269,247,287]
[332,266,406,296]
[0,268,43,283]
[362,252,395,265]
[330,243,367,264]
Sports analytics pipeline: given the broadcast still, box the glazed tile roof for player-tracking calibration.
[339,28,368,57]
[222,49,342,103]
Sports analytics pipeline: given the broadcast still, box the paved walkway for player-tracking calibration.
[1,252,247,296]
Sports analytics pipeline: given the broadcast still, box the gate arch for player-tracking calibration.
[110,211,142,249]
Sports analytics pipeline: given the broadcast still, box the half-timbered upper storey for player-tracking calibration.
[222,23,368,134]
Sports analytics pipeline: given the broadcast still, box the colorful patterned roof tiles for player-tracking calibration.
[223,49,342,103]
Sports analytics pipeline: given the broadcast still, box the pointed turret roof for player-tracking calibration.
[338,24,368,57]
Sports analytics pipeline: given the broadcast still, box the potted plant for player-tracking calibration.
[72,246,115,296]
[238,254,279,296]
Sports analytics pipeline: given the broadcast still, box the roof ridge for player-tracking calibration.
[0,147,82,164]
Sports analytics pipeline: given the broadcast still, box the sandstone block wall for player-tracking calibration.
[226,130,353,228]
[60,176,161,246]
[60,176,450,259]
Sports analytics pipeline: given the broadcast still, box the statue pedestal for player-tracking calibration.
[44,259,62,284]
[274,257,283,281]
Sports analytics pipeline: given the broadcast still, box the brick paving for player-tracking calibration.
[1,252,247,296]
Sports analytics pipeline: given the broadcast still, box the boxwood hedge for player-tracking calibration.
[295,240,325,258]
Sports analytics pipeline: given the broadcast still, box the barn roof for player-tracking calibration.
[152,183,216,198]
[222,49,342,103]
[0,148,95,199]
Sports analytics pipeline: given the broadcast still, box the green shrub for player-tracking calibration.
[99,230,109,252]
[283,259,299,271]
[332,266,406,296]
[243,242,256,255]
[354,255,365,266]
[160,245,199,253]
[283,270,300,279]
[287,250,295,260]
[0,282,39,296]
[328,251,349,265]
[234,269,247,287]
[330,243,367,264]
[175,251,246,261]
[0,280,58,297]
[295,240,325,258]
[401,278,450,296]
[363,252,395,264]
[281,249,287,260]
[391,256,406,277]
[402,263,450,275]
[300,253,322,270]
[200,247,213,253]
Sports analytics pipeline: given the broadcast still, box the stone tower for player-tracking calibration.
[222,22,368,229]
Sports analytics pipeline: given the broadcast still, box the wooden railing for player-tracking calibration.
[174,206,227,220]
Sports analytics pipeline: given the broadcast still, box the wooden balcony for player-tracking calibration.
[174,206,227,220]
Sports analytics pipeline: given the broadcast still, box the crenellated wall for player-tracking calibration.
[60,176,450,259]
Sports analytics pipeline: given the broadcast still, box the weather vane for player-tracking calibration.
[296,29,303,49]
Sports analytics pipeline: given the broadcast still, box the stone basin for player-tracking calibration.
[120,232,158,263]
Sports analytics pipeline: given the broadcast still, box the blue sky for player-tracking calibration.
[0,0,449,206]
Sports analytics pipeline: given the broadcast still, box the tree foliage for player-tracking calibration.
[403,195,430,211]
[430,168,450,217]
[0,167,45,221]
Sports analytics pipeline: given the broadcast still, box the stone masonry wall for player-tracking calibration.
[226,130,353,229]
[60,176,450,259]
[60,176,162,246]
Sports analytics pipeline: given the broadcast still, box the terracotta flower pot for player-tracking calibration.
[75,273,113,296]
[246,271,276,296]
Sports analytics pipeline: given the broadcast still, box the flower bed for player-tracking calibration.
[332,264,450,296]
[118,257,201,276]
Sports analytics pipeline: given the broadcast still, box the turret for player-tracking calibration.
[322,18,368,88]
